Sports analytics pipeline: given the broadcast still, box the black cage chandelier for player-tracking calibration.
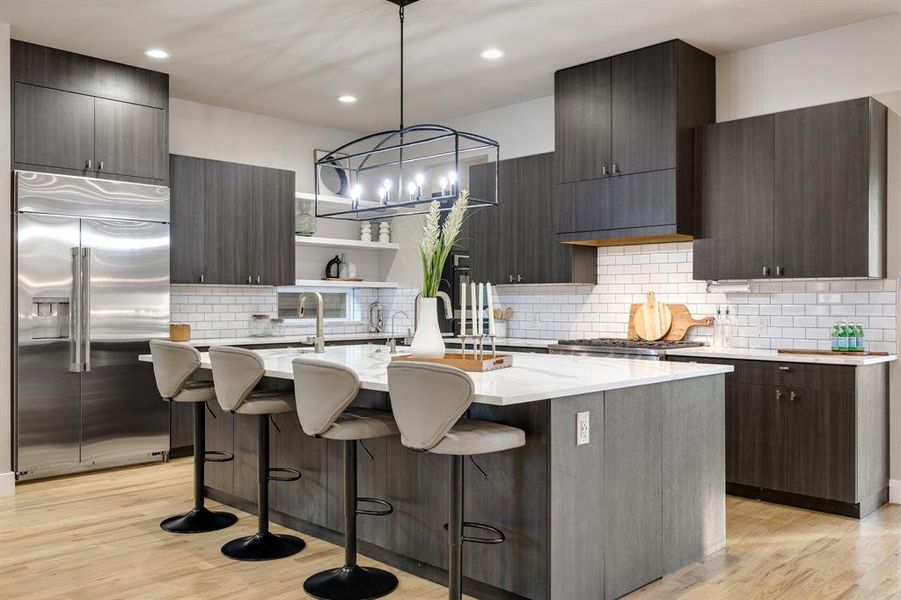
[314,0,500,220]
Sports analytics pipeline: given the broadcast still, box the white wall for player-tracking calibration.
[445,95,554,160]
[0,22,12,496]
[717,13,901,121]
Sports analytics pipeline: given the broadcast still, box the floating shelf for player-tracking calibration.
[296,192,381,210]
[285,279,401,289]
[295,236,399,251]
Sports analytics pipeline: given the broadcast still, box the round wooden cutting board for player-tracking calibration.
[633,292,672,341]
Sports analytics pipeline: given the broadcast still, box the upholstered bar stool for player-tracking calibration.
[209,346,305,561]
[292,357,399,600]
[149,339,238,533]
[386,362,526,600]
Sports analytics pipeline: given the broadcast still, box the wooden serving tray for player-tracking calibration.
[777,348,889,357]
[391,352,513,372]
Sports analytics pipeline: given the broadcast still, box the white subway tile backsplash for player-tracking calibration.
[495,243,897,353]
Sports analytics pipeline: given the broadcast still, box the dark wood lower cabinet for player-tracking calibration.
[203,377,725,600]
[670,357,888,518]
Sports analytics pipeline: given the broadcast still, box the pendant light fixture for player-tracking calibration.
[315,0,500,220]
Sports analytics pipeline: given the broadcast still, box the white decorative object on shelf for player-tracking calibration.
[361,222,372,242]
[378,222,391,244]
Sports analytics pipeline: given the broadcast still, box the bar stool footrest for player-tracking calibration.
[356,496,393,517]
[267,467,301,482]
[204,450,234,463]
[444,521,506,545]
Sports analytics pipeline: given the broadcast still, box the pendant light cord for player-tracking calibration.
[399,3,405,130]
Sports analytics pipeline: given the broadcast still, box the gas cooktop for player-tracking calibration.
[548,337,706,358]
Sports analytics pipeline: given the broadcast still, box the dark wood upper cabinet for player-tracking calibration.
[773,98,886,279]
[94,98,168,181]
[170,155,207,284]
[554,40,715,244]
[467,153,594,285]
[13,83,95,173]
[693,97,886,280]
[170,155,295,286]
[252,166,296,286]
[610,42,676,175]
[554,58,612,184]
[467,160,514,284]
[11,40,169,184]
[11,40,168,109]
[693,115,775,281]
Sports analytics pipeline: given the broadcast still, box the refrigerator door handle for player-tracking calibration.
[70,247,82,373]
[81,248,92,373]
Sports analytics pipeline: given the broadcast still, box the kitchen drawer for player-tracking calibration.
[669,357,855,391]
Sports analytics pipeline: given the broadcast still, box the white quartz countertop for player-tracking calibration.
[666,346,897,366]
[186,333,389,347]
[139,344,731,406]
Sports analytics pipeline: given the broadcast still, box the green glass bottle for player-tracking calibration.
[838,321,849,352]
[831,322,840,352]
[855,322,865,352]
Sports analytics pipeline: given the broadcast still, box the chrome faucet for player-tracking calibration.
[388,311,409,354]
[298,291,325,353]
[413,291,453,337]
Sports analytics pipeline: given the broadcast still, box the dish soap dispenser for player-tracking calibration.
[325,254,342,279]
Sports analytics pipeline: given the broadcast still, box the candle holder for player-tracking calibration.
[457,335,497,360]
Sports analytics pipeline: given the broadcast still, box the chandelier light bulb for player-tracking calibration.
[439,176,448,191]
[382,179,392,192]
[415,173,425,185]
[448,171,458,185]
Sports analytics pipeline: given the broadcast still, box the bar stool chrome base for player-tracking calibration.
[303,564,398,600]
[221,531,305,561]
[160,506,238,534]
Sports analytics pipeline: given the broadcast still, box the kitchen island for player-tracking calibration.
[140,346,732,599]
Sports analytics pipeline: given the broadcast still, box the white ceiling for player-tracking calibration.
[3,0,900,131]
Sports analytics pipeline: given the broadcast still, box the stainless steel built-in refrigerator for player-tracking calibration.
[14,170,170,480]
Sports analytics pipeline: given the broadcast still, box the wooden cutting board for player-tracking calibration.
[629,303,715,341]
[777,348,889,357]
[632,292,672,341]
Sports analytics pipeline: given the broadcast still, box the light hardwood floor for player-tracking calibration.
[2,459,900,599]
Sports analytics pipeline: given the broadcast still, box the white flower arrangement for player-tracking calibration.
[419,190,469,298]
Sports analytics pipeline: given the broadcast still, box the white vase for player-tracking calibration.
[410,297,446,358]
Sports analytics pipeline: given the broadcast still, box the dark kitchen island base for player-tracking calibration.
[202,375,726,600]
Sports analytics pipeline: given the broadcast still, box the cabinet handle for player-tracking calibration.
[509,275,514,283]
[602,165,609,176]
[762,266,771,277]
[85,159,92,170]
[775,389,783,401]
[775,265,784,277]
[98,160,104,171]
[516,274,524,283]
[199,274,205,283]
[256,275,261,284]
[789,390,797,402]
[611,163,619,174]
[247,276,252,284]
[778,366,791,372]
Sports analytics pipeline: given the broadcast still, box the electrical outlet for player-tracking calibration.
[757,315,768,336]
[576,411,590,445]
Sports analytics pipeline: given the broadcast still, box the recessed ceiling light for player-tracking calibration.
[144,48,170,59]
[337,95,358,104]
[480,48,504,60]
